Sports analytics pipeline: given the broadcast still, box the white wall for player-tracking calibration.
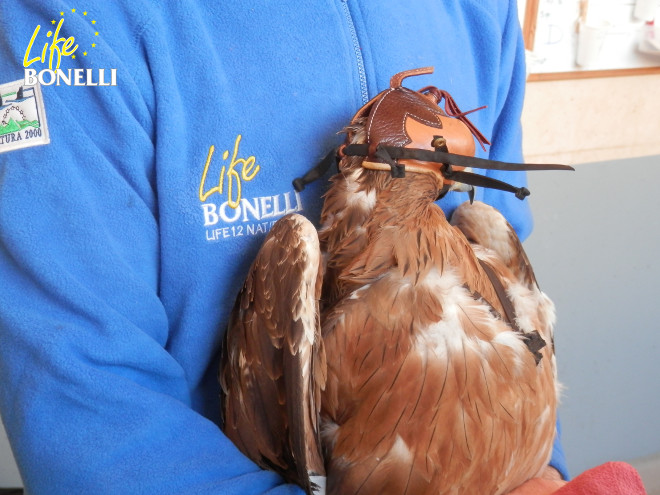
[522,72,660,493]
[522,74,660,165]
[0,418,22,487]
[524,155,660,480]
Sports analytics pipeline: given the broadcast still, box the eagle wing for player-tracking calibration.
[451,200,558,366]
[220,213,326,494]
[450,201,540,290]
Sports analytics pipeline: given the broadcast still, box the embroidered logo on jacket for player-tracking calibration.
[198,134,303,242]
[0,79,50,153]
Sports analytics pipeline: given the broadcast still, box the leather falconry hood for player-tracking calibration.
[351,66,485,157]
[294,67,573,198]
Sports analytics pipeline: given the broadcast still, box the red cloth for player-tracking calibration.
[554,462,647,495]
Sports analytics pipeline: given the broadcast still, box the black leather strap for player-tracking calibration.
[293,144,573,197]
[292,147,338,192]
[342,143,573,172]
[478,259,547,365]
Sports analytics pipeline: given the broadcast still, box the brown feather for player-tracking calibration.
[450,201,540,290]
[318,158,557,494]
[222,87,558,495]
[220,214,326,492]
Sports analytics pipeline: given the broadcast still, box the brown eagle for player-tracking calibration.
[220,67,569,495]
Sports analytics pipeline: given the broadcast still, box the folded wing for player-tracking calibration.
[220,214,326,494]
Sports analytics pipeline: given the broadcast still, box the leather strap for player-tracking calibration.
[292,147,338,193]
[478,259,547,365]
[342,144,573,172]
[293,144,573,200]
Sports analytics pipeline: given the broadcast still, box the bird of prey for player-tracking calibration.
[220,67,570,495]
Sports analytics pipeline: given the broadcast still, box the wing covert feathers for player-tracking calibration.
[220,214,326,493]
[450,201,539,289]
[450,201,557,355]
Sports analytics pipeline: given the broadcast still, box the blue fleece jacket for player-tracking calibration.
[0,1,567,493]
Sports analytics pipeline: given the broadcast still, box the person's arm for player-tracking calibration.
[0,3,301,494]
[508,468,567,495]
[481,0,571,483]
[478,0,533,241]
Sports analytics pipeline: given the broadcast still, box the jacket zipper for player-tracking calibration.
[340,0,369,104]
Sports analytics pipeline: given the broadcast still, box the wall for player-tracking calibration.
[522,74,660,164]
[522,73,660,493]
[524,156,660,492]
[0,420,21,488]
